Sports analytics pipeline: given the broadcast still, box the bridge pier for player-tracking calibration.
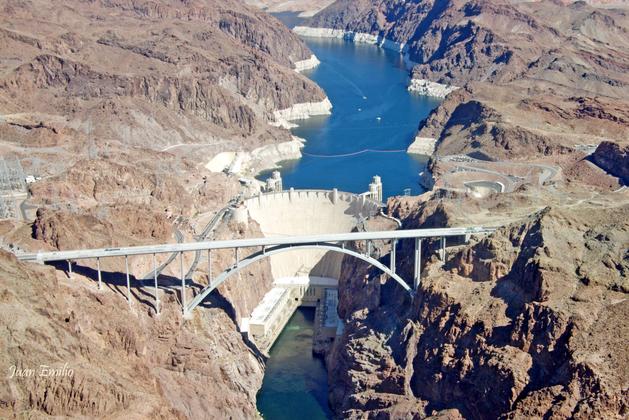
[414,238,422,289]
[153,253,160,314]
[367,240,372,257]
[96,257,102,290]
[391,239,397,274]
[125,255,131,304]
[180,252,186,315]
[67,260,72,276]
[207,249,212,288]
[439,237,446,261]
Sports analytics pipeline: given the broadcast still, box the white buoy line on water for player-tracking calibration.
[303,149,406,158]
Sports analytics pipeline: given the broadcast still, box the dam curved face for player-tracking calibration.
[241,189,381,352]
[245,189,380,279]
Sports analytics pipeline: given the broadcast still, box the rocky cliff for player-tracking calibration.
[0,0,326,148]
[328,192,628,419]
[304,0,629,160]
[0,250,265,418]
[0,0,323,416]
[589,141,629,186]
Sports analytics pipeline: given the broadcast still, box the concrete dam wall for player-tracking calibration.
[244,189,381,279]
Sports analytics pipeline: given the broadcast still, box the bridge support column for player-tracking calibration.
[391,239,397,274]
[180,252,186,315]
[207,249,212,288]
[439,237,446,261]
[125,255,131,305]
[97,257,102,290]
[235,247,239,265]
[414,238,422,289]
[67,260,72,276]
[153,253,159,314]
[367,240,372,257]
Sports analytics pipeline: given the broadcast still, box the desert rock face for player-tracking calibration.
[0,250,264,418]
[327,189,628,419]
[305,0,629,161]
[589,141,629,185]
[0,0,319,416]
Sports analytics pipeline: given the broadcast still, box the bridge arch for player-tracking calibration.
[185,243,411,315]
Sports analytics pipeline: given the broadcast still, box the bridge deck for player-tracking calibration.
[17,227,496,263]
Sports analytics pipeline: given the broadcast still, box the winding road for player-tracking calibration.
[138,196,240,283]
[139,228,184,281]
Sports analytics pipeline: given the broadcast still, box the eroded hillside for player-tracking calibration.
[328,187,628,419]
[0,0,320,416]
[306,0,629,161]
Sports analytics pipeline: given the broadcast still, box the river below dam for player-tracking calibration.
[257,308,332,419]
[257,14,440,419]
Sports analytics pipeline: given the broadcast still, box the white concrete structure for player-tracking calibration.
[247,286,299,351]
[264,170,283,193]
[367,175,383,202]
[244,189,381,280]
[246,275,339,351]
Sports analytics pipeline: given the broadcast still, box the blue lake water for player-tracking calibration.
[259,36,440,199]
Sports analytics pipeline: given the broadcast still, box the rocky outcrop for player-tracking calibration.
[304,0,629,162]
[294,54,321,72]
[32,206,172,251]
[272,97,333,128]
[0,0,327,156]
[205,137,304,174]
[293,26,408,53]
[0,251,264,418]
[245,0,335,18]
[328,197,628,419]
[407,136,437,156]
[589,141,629,185]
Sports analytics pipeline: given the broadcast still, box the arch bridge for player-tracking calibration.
[17,227,495,317]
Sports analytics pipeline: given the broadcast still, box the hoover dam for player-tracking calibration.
[239,188,382,351]
[2,1,628,419]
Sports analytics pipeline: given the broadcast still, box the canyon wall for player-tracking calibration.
[304,0,629,160]
[0,0,328,416]
[327,192,628,419]
[0,251,265,418]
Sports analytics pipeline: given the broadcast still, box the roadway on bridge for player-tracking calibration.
[17,226,496,263]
